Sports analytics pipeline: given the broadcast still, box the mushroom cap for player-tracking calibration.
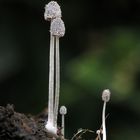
[59,106,67,115]
[102,89,111,102]
[50,18,65,37]
[44,1,62,21]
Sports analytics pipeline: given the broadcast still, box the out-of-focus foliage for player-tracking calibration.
[67,28,140,101]
[0,0,140,139]
[62,28,140,139]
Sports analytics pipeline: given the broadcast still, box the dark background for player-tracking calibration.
[0,0,140,139]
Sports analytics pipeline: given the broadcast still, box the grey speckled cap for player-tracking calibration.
[44,1,62,21]
[50,18,65,37]
[59,106,67,115]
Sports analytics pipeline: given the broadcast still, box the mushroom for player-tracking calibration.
[96,130,101,140]
[59,106,67,137]
[50,17,65,129]
[44,1,65,137]
[102,89,111,140]
[44,1,62,136]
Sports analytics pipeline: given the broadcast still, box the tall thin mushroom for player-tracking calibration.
[59,106,67,138]
[44,1,62,136]
[50,17,65,128]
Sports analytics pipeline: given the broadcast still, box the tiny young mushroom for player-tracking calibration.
[59,106,67,137]
[102,89,111,140]
[96,130,102,140]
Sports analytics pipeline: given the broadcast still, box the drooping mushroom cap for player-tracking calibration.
[50,18,65,37]
[44,1,62,21]
[102,89,111,102]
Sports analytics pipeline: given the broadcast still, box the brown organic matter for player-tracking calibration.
[0,104,54,140]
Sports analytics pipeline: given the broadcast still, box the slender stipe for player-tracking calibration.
[102,102,107,140]
[54,36,60,128]
[50,17,65,128]
[48,34,55,125]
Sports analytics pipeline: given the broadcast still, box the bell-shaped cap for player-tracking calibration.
[44,1,62,21]
[50,18,65,37]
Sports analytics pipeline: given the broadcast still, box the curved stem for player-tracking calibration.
[48,34,55,124]
[54,36,60,128]
[102,102,107,140]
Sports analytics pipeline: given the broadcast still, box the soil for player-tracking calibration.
[0,104,59,140]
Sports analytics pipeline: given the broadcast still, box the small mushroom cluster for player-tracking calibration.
[44,2,111,140]
[44,1,65,138]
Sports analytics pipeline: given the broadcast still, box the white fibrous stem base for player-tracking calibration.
[45,121,57,137]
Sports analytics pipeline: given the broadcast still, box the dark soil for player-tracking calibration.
[0,104,52,140]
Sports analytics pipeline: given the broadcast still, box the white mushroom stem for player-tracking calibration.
[102,89,111,140]
[47,33,55,126]
[54,36,60,128]
[50,18,65,128]
[61,113,65,136]
[102,101,107,140]
[45,32,57,137]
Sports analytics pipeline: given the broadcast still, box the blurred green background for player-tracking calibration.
[0,0,140,139]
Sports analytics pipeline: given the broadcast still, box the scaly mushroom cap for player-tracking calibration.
[50,18,65,37]
[44,1,62,21]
